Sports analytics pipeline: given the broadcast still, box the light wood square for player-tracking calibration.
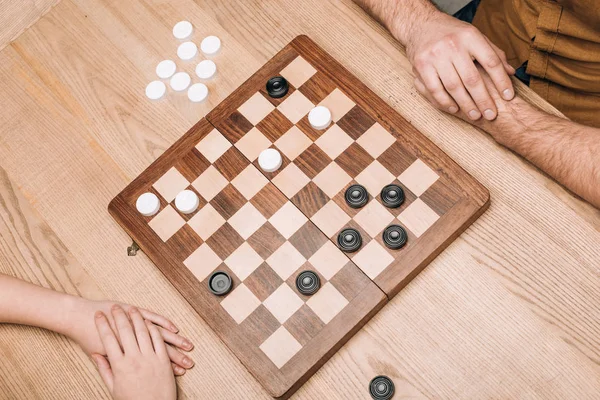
[351,240,394,279]
[280,56,317,88]
[266,241,306,280]
[274,126,312,161]
[312,162,352,198]
[398,198,440,238]
[356,123,396,159]
[308,241,348,280]
[260,326,302,369]
[277,90,314,124]
[221,284,261,324]
[319,88,355,121]
[228,203,267,240]
[191,165,228,201]
[306,282,349,324]
[269,202,308,239]
[196,129,232,162]
[187,204,226,240]
[353,200,394,237]
[235,127,272,161]
[238,92,275,126]
[149,205,186,241]
[224,242,263,281]
[355,160,395,195]
[398,159,440,196]
[263,284,304,324]
[272,163,310,198]
[314,124,354,159]
[231,165,268,200]
[311,201,351,238]
[153,167,190,203]
[184,243,222,282]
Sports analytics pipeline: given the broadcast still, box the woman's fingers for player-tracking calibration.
[146,320,169,361]
[139,308,179,333]
[159,326,194,352]
[166,344,195,370]
[129,308,154,354]
[92,354,114,392]
[172,363,186,376]
[111,306,139,354]
[94,312,123,359]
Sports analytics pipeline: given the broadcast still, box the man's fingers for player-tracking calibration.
[159,327,194,352]
[416,66,458,113]
[94,312,122,359]
[487,38,515,76]
[166,344,195,370]
[469,35,514,103]
[139,308,179,333]
[453,53,497,120]
[414,78,442,109]
[111,305,139,354]
[129,308,154,354]
[435,61,481,118]
[92,354,114,392]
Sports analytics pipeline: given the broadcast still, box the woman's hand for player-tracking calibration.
[68,299,194,375]
[92,306,177,400]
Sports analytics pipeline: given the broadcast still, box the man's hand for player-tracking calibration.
[405,11,515,121]
[93,306,177,400]
[68,299,195,376]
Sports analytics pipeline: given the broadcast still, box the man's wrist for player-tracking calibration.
[388,1,441,46]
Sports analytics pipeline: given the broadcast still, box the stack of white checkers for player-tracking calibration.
[145,20,222,103]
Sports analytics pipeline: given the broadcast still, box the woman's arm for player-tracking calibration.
[0,273,195,375]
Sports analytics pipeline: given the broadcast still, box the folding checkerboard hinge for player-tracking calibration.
[127,240,140,256]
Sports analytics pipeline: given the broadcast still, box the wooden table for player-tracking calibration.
[0,1,598,399]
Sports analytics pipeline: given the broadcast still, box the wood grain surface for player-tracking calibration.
[0,0,599,399]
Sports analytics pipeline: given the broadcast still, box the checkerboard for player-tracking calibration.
[109,36,488,399]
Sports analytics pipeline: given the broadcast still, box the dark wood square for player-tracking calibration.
[175,148,212,183]
[283,305,325,346]
[238,305,281,347]
[205,222,245,260]
[251,145,292,181]
[217,111,254,143]
[256,109,294,142]
[335,142,374,178]
[420,177,462,216]
[259,81,296,107]
[291,182,330,218]
[210,262,243,289]
[247,222,286,260]
[374,179,417,216]
[250,183,288,219]
[378,141,418,177]
[297,71,337,104]
[336,105,376,140]
[210,184,247,220]
[172,185,207,221]
[285,262,327,302]
[296,114,326,142]
[164,224,204,262]
[288,222,329,259]
[332,180,370,219]
[244,263,285,302]
[328,261,370,301]
[213,147,249,180]
[294,144,331,179]
[138,187,169,223]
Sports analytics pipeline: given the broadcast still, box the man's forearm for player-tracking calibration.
[352,0,440,45]
[0,273,81,337]
[486,102,600,208]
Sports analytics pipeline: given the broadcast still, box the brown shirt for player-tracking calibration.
[473,0,600,127]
